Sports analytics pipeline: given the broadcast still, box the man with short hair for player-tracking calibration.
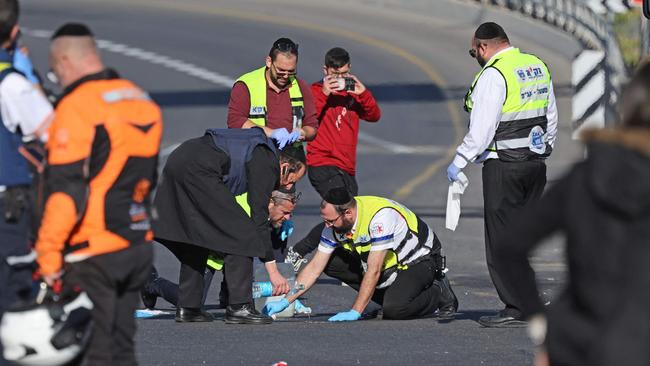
[37,22,163,365]
[264,188,458,321]
[227,37,318,148]
[153,128,306,324]
[286,47,381,272]
[446,22,558,327]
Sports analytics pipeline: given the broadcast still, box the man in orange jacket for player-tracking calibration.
[36,23,162,365]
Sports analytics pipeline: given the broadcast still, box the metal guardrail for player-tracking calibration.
[358,0,627,131]
[469,0,627,133]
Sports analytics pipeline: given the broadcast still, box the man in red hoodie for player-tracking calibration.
[286,47,381,270]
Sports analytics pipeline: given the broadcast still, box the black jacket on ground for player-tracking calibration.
[152,134,279,259]
[494,128,650,366]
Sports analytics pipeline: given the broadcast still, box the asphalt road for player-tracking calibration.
[21,1,583,364]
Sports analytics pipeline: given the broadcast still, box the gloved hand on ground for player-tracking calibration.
[293,299,312,314]
[328,309,361,322]
[262,298,290,316]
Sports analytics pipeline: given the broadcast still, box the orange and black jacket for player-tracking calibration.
[36,69,163,276]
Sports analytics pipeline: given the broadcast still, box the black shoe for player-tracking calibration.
[434,275,458,319]
[140,267,159,310]
[478,311,527,328]
[225,303,273,324]
[175,307,214,322]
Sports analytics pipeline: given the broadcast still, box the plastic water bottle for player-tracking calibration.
[252,281,273,299]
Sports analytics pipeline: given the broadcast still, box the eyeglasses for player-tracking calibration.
[469,42,486,58]
[323,212,344,227]
[271,63,297,77]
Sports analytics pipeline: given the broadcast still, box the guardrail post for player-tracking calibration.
[571,50,606,138]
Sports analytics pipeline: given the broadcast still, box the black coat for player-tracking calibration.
[152,135,279,259]
[495,128,650,366]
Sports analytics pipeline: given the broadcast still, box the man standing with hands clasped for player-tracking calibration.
[227,37,318,148]
[447,22,558,328]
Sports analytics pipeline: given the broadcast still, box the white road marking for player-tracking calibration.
[23,27,444,158]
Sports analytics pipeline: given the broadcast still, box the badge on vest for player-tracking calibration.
[515,65,545,82]
[250,106,265,115]
[529,125,546,155]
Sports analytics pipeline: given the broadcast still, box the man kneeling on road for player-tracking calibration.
[264,188,458,321]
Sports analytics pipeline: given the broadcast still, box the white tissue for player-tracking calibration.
[445,172,469,231]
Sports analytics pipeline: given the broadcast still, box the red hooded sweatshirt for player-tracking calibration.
[306,82,381,175]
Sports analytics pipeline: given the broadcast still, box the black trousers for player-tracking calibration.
[293,166,359,257]
[64,244,153,366]
[161,239,253,307]
[150,231,287,307]
[148,266,216,307]
[0,194,33,312]
[0,193,33,366]
[482,159,546,317]
[324,248,441,320]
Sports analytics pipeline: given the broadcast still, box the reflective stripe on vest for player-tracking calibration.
[236,66,304,128]
[464,48,552,161]
[341,196,433,284]
[0,61,32,187]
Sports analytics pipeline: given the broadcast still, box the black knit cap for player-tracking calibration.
[474,22,508,41]
[51,23,93,40]
[323,187,353,205]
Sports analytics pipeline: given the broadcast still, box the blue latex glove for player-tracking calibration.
[446,163,461,182]
[328,309,361,322]
[262,298,290,316]
[279,219,294,241]
[294,299,312,314]
[12,49,39,84]
[270,128,291,149]
[287,130,301,144]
